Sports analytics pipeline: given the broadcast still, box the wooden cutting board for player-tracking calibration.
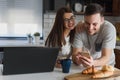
[64,68,120,80]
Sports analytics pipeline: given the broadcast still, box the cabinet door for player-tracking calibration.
[113,0,120,16]
[114,49,120,69]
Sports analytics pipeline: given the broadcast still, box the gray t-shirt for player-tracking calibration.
[72,20,116,66]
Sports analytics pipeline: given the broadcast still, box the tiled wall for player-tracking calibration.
[44,12,120,41]
[44,13,56,41]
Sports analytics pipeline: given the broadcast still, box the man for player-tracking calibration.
[72,3,116,67]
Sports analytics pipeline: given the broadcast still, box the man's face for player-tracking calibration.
[84,13,104,35]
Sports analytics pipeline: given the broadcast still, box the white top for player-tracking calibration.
[58,36,71,59]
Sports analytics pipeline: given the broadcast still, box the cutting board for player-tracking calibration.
[64,68,120,80]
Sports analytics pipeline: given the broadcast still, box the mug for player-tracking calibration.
[60,59,71,73]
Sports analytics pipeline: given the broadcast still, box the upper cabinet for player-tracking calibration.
[112,0,120,16]
[44,0,120,16]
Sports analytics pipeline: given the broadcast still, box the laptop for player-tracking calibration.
[2,47,59,75]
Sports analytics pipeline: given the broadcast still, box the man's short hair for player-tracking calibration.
[84,3,104,16]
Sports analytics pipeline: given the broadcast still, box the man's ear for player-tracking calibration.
[101,17,104,24]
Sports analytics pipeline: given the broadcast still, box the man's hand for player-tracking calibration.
[80,56,94,67]
[72,52,82,65]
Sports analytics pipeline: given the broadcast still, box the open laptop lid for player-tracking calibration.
[3,47,59,75]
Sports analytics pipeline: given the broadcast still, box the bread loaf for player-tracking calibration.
[101,65,114,72]
[92,65,114,79]
[82,65,114,78]
[82,66,98,74]
[92,71,113,78]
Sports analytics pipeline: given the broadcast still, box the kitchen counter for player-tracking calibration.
[0,64,84,80]
[0,64,120,80]
[0,40,44,47]
[115,46,120,50]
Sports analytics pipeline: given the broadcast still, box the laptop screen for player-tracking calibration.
[3,47,59,75]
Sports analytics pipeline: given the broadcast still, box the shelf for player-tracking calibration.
[74,12,84,15]
[69,0,119,16]
[74,12,113,16]
[44,0,120,16]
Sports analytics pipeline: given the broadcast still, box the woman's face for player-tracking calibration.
[63,13,75,30]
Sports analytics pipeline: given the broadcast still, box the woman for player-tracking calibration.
[45,7,76,68]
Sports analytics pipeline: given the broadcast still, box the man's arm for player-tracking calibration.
[93,21,116,66]
[94,48,112,66]
[79,48,113,67]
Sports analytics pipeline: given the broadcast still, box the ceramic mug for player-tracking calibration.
[61,59,71,73]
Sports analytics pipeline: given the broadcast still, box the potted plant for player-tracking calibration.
[34,32,40,36]
[33,32,40,43]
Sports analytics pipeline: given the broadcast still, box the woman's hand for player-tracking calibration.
[75,21,85,33]
[55,60,62,68]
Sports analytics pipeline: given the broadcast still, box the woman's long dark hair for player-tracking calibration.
[45,7,76,47]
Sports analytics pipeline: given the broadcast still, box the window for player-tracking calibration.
[0,0,43,38]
